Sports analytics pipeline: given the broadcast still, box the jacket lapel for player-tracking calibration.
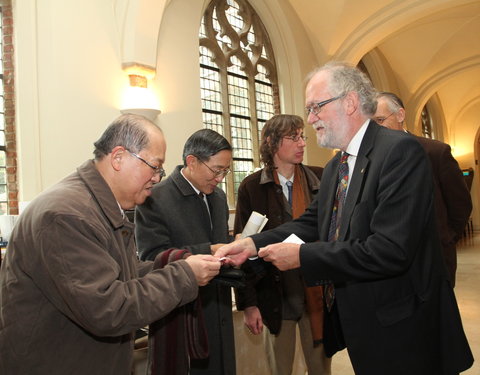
[338,121,378,240]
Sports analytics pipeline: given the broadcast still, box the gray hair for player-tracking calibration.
[307,62,378,116]
[93,114,161,160]
[182,129,232,165]
[377,91,405,112]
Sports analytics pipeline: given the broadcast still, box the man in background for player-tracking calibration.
[135,129,235,375]
[0,114,220,375]
[374,91,472,286]
[234,114,330,375]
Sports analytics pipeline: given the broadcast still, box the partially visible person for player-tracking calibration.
[0,114,221,375]
[234,114,330,375]
[374,91,472,286]
[135,129,235,375]
[216,62,474,375]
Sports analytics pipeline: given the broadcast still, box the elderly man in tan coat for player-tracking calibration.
[0,114,221,375]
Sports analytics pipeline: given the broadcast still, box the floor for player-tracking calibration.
[331,232,480,375]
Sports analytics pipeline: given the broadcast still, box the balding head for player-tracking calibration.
[374,92,406,131]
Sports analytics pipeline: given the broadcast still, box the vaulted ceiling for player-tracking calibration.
[286,0,480,154]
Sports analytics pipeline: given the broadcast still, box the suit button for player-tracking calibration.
[122,230,129,237]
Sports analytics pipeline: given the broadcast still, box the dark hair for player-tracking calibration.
[306,62,378,116]
[93,114,161,160]
[377,91,405,111]
[260,114,304,169]
[182,129,232,165]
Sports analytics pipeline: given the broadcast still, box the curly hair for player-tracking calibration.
[260,114,305,170]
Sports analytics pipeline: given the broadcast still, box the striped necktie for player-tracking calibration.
[325,152,349,311]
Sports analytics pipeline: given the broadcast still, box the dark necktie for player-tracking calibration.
[325,152,350,311]
[328,153,350,241]
[286,180,293,207]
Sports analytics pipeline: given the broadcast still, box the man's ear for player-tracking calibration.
[396,108,406,123]
[344,91,358,115]
[110,146,126,171]
[185,154,197,169]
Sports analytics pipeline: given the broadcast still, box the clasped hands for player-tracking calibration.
[213,237,301,271]
[186,238,300,287]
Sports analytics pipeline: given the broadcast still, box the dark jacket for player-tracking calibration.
[233,164,322,334]
[415,136,472,286]
[0,160,198,375]
[250,123,473,375]
[135,165,235,375]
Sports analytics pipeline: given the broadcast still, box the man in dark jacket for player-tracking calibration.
[234,114,330,375]
[374,91,472,286]
[216,62,473,375]
[135,129,236,375]
[0,114,221,375]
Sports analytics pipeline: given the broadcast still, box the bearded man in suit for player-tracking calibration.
[215,62,473,375]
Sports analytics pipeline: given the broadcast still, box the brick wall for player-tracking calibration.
[2,2,17,215]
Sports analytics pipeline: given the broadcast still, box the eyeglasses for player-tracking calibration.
[373,112,394,125]
[305,94,345,117]
[198,158,230,178]
[127,150,166,178]
[284,134,308,142]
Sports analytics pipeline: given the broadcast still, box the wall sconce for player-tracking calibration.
[120,64,161,121]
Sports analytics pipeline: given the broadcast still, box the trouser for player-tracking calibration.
[264,310,332,375]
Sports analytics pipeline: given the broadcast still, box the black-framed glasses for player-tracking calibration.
[284,134,308,142]
[198,158,230,178]
[127,150,166,178]
[373,112,394,125]
[305,94,345,117]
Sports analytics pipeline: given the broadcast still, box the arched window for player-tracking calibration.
[421,105,434,139]
[199,0,280,206]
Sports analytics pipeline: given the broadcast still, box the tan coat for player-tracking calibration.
[0,160,198,375]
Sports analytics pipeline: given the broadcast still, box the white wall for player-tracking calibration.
[14,0,125,201]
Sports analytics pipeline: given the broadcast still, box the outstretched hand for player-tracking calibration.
[213,237,257,267]
[258,242,301,271]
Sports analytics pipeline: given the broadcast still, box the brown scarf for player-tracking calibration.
[148,249,209,375]
[275,165,325,344]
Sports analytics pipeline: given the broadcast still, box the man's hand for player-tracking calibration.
[185,255,221,286]
[258,242,301,271]
[243,306,263,335]
[214,237,257,266]
[210,243,226,253]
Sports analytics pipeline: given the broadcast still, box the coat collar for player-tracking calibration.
[77,160,125,230]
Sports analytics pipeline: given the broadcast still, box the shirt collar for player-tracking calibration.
[345,119,370,157]
[277,172,294,186]
[180,167,201,195]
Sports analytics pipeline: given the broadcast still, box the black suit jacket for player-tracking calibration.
[251,122,473,375]
[135,166,236,375]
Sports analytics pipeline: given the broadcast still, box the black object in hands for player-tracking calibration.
[211,267,245,288]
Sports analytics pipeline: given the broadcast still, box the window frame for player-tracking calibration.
[199,0,280,207]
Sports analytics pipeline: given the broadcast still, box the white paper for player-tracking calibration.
[242,211,268,260]
[282,233,305,244]
[241,211,268,238]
